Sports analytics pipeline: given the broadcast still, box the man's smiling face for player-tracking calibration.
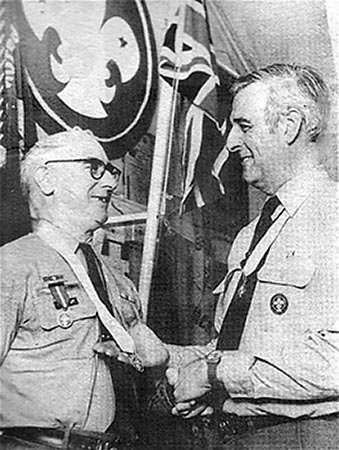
[227,82,289,195]
[47,132,117,236]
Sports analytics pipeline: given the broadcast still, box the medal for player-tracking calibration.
[43,275,70,310]
[57,311,73,328]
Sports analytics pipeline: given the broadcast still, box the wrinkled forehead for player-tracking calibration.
[41,130,107,161]
[231,82,270,120]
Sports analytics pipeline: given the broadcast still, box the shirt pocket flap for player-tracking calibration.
[35,284,97,331]
[257,251,314,288]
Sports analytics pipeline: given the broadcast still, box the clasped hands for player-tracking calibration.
[166,357,214,419]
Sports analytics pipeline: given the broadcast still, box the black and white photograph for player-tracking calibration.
[0,1,338,449]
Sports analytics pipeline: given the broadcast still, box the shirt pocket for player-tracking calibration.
[257,247,315,288]
[34,281,97,331]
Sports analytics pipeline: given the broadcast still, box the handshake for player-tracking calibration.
[148,355,223,419]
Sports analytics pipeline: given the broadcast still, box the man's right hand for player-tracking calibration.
[166,357,212,404]
[167,366,214,419]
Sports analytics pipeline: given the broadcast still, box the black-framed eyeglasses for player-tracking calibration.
[45,158,121,181]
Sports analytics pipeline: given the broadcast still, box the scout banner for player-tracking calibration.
[13,0,158,158]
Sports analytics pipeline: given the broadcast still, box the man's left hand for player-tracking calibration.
[172,400,214,419]
[166,357,211,403]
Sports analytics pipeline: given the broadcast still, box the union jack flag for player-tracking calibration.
[159,0,227,210]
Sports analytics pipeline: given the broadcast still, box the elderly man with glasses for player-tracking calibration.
[0,128,168,449]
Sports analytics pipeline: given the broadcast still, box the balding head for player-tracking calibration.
[21,129,107,219]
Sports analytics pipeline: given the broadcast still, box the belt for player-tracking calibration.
[0,427,130,450]
[216,413,291,437]
[198,412,339,441]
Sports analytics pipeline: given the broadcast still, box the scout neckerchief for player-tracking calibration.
[215,207,289,292]
[241,166,326,279]
[216,196,284,350]
[36,221,144,371]
[213,205,290,337]
[242,206,289,277]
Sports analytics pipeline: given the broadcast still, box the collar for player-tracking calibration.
[36,219,92,254]
[275,165,327,218]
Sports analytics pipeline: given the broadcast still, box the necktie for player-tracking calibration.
[216,195,280,350]
[78,243,113,338]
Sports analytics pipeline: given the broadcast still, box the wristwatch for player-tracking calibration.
[205,350,223,388]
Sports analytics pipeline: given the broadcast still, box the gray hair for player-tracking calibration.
[21,128,98,218]
[232,64,330,142]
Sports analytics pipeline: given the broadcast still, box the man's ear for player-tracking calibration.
[34,165,54,196]
[283,108,303,145]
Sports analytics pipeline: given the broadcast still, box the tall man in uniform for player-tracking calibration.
[165,64,339,449]
[0,129,168,449]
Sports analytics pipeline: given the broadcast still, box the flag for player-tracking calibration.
[0,1,38,158]
[0,0,31,245]
[0,3,20,162]
[159,0,228,210]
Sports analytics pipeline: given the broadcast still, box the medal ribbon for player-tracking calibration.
[37,225,136,355]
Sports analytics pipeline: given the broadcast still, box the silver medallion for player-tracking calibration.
[57,311,73,328]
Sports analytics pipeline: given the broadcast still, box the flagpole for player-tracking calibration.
[138,80,175,319]
[138,2,185,319]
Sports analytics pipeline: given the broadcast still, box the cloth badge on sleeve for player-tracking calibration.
[270,293,289,315]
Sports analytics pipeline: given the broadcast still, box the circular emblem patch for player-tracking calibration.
[57,311,73,329]
[270,294,289,315]
[16,0,158,158]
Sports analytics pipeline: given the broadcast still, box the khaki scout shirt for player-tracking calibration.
[0,222,139,431]
[168,166,339,418]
